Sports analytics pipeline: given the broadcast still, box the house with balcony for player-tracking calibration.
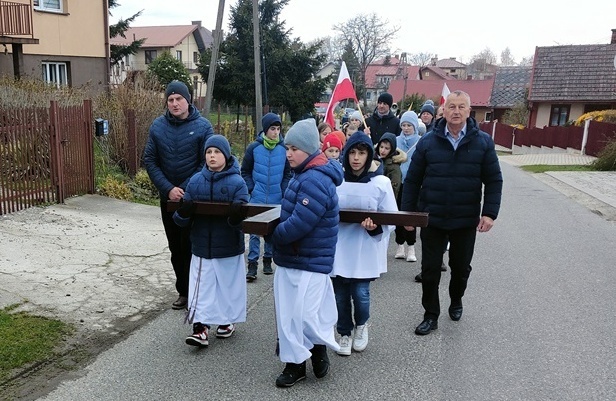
[110,21,213,99]
[0,0,108,91]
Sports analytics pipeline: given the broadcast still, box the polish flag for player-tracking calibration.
[440,83,451,105]
[325,61,358,127]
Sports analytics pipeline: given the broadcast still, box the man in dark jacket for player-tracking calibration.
[144,80,214,310]
[365,92,401,145]
[401,90,503,336]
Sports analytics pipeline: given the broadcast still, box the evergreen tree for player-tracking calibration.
[197,0,330,122]
[108,0,145,66]
[147,51,193,92]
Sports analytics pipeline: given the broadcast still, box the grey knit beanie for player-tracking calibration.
[165,80,191,103]
[284,119,320,155]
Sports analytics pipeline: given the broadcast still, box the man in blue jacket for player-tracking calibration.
[144,80,214,310]
[401,90,503,336]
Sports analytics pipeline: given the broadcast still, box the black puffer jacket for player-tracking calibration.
[401,117,503,230]
[365,110,401,145]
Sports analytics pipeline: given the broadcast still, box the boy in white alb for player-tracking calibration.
[330,131,398,356]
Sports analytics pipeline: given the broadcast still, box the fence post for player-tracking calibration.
[126,109,138,176]
[491,120,497,140]
[581,118,591,155]
[83,99,95,194]
[49,100,65,203]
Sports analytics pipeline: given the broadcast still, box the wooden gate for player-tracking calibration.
[0,100,94,215]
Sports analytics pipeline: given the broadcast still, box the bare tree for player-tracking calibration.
[518,55,534,66]
[334,13,400,105]
[409,52,434,67]
[500,47,516,66]
[310,35,345,63]
[471,47,497,65]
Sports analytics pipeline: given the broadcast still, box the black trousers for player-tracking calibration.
[160,200,192,297]
[419,225,476,319]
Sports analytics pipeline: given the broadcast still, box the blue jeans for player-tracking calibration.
[247,234,273,263]
[332,277,371,337]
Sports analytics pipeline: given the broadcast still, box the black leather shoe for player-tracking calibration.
[276,362,306,387]
[449,301,463,321]
[172,296,187,310]
[414,273,422,282]
[415,318,438,335]
[310,344,330,379]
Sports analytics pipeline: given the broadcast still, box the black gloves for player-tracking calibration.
[176,199,195,218]
[228,202,247,226]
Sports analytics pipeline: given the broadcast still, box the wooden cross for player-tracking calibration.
[168,201,428,236]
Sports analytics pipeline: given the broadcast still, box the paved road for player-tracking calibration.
[33,161,616,401]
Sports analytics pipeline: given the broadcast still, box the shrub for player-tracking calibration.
[97,175,133,201]
[93,80,162,174]
[590,137,616,171]
[574,110,616,126]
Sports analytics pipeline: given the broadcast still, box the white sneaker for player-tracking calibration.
[394,244,406,259]
[337,335,352,356]
[352,324,368,352]
[406,245,417,262]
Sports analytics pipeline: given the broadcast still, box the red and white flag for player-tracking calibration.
[325,61,358,127]
[440,83,451,106]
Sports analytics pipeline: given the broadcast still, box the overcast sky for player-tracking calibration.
[111,0,616,64]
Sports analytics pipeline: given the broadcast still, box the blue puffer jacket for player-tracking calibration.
[144,105,214,199]
[173,150,249,259]
[241,133,290,204]
[401,117,503,230]
[272,152,343,274]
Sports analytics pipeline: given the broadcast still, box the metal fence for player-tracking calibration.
[0,100,94,215]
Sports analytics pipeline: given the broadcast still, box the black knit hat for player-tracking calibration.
[377,92,393,108]
[165,80,191,103]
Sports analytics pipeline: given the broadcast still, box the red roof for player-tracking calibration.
[388,79,494,107]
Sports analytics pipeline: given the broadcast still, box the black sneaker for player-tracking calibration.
[414,273,422,282]
[263,257,273,275]
[172,296,188,310]
[276,362,306,387]
[310,345,330,379]
[246,261,258,282]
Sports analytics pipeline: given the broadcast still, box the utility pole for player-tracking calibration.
[204,0,225,116]
[252,0,263,133]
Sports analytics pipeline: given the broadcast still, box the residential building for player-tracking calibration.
[528,29,616,127]
[109,21,212,100]
[0,0,108,91]
[490,66,531,122]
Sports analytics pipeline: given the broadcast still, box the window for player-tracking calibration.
[176,50,182,61]
[193,52,199,64]
[145,50,157,64]
[42,62,68,88]
[549,105,570,126]
[33,0,62,12]
[484,112,492,122]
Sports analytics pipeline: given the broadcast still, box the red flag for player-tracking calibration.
[325,61,358,127]
[440,83,451,106]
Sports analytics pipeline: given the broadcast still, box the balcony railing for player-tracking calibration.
[0,1,34,37]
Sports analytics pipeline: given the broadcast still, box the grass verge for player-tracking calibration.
[0,304,73,382]
[520,165,594,173]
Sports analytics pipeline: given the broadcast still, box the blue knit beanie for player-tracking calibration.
[165,80,191,103]
[204,134,231,162]
[400,111,419,134]
[261,112,282,134]
[284,119,320,155]
[350,110,363,121]
[420,102,435,117]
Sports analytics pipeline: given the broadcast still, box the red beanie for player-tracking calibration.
[331,130,346,148]
[321,132,343,152]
